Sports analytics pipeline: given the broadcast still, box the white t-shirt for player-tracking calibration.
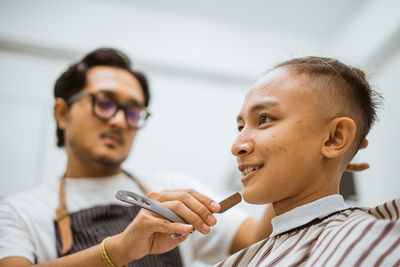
[0,172,249,266]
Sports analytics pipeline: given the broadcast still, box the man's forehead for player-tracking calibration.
[85,66,144,103]
[240,68,323,116]
[247,69,310,100]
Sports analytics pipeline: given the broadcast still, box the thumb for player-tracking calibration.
[149,217,193,235]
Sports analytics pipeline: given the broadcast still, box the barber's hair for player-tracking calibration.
[54,48,150,147]
[274,56,381,149]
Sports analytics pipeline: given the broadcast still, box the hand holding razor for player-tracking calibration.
[115,190,242,238]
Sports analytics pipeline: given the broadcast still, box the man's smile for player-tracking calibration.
[238,163,264,183]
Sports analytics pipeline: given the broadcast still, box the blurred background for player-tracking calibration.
[1,0,399,211]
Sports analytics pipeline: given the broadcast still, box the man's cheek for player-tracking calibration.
[127,133,136,146]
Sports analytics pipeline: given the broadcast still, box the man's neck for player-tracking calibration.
[272,189,336,216]
[273,174,339,216]
[65,159,122,178]
[272,162,343,216]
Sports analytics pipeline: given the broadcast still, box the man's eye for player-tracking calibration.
[259,114,273,125]
[126,108,140,121]
[97,98,114,110]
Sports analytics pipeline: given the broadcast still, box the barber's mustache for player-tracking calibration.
[100,128,125,145]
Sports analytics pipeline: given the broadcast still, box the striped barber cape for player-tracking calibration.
[215,195,400,267]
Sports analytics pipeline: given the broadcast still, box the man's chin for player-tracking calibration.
[242,188,267,204]
[69,139,127,171]
[92,153,126,169]
[95,146,127,160]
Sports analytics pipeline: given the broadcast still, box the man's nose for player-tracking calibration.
[231,133,254,156]
[109,109,127,128]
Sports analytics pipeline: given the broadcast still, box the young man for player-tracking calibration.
[0,48,274,267]
[216,57,400,266]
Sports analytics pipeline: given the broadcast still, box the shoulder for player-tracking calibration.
[312,201,400,265]
[366,197,400,221]
[0,180,58,235]
[324,205,398,233]
[335,197,400,230]
[0,181,58,262]
[0,181,58,218]
[295,201,400,266]
[313,204,399,248]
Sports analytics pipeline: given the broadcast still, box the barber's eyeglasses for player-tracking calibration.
[67,91,150,130]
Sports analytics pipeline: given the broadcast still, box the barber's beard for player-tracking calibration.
[68,137,127,172]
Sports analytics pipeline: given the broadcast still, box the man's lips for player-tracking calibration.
[100,131,124,145]
[238,163,264,176]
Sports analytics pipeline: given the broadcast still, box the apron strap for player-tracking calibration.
[55,177,73,255]
[55,170,147,256]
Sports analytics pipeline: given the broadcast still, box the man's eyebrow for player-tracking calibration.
[97,89,115,98]
[99,89,143,106]
[237,100,279,123]
[250,100,279,113]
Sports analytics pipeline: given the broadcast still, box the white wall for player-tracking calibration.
[0,51,67,194]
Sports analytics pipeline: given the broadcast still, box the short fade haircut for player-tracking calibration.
[274,56,381,150]
[54,48,150,147]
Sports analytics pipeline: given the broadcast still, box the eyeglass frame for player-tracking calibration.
[66,91,151,130]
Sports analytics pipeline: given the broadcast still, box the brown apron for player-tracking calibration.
[54,171,183,267]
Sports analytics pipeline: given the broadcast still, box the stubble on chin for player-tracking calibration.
[69,138,127,171]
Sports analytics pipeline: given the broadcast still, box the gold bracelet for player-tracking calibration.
[100,237,127,267]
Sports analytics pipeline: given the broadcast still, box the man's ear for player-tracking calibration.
[54,98,69,130]
[321,117,357,159]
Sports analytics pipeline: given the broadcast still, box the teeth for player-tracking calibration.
[242,166,260,175]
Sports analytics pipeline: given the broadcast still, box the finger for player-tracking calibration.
[161,200,213,234]
[147,191,215,232]
[148,221,191,254]
[151,217,193,235]
[185,189,221,213]
[137,210,193,235]
[345,162,370,172]
[134,210,193,234]
[147,190,219,226]
[359,139,368,149]
[148,189,221,213]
